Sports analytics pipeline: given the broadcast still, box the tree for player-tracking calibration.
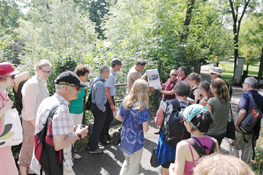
[239,14,263,76]
[226,0,258,77]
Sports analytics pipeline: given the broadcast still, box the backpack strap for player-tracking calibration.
[186,137,215,157]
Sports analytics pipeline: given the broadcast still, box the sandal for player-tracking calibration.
[74,153,81,160]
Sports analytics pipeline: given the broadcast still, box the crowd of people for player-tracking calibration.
[0,58,261,175]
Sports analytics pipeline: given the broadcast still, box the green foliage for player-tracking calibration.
[250,145,263,175]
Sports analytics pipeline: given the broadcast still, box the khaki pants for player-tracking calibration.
[229,131,253,164]
[64,167,75,175]
[70,113,83,126]
[120,148,143,175]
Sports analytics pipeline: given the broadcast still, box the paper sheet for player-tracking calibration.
[146,69,161,89]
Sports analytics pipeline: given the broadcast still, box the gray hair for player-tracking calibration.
[174,81,191,96]
[99,65,110,74]
[245,77,258,89]
[111,58,122,68]
[55,84,65,92]
[135,59,147,66]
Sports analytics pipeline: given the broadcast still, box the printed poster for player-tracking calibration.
[146,69,161,89]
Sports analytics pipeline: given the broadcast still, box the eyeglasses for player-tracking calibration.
[67,85,81,91]
[41,69,52,74]
[171,74,177,76]
[9,75,15,79]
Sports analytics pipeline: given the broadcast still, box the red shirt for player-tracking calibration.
[163,78,177,100]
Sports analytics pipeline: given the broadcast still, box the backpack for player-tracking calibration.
[185,137,215,157]
[238,92,263,134]
[85,79,103,110]
[34,105,63,175]
[13,80,27,115]
[163,100,191,148]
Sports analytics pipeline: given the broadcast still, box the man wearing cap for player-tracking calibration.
[30,71,88,175]
[100,59,122,145]
[126,59,147,95]
[229,77,263,164]
[210,66,232,97]
[87,65,110,154]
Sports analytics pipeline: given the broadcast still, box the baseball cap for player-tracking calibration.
[0,62,19,78]
[183,104,212,129]
[55,71,87,87]
[210,67,222,76]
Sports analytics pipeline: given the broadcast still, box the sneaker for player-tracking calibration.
[89,148,103,154]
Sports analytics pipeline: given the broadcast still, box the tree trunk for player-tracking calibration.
[181,0,195,41]
[258,46,263,77]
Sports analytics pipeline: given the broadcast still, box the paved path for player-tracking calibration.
[73,64,263,175]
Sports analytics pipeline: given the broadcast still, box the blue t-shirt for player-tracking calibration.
[238,90,263,112]
[69,88,85,114]
[119,101,150,155]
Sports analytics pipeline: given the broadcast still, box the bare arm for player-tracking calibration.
[174,142,187,175]
[212,138,220,153]
[142,121,149,132]
[141,73,147,80]
[53,127,88,151]
[155,105,164,126]
[106,87,116,112]
[206,103,212,112]
[116,114,123,122]
[0,100,13,117]
[163,90,175,95]
[235,109,247,133]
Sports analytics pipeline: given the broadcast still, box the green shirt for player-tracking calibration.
[69,88,85,114]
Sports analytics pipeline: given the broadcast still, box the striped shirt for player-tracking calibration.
[31,93,74,174]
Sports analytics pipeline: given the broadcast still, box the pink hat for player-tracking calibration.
[0,62,19,78]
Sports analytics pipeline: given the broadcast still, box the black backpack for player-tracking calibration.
[34,105,63,175]
[185,137,215,157]
[13,80,27,115]
[163,100,191,148]
[85,79,103,110]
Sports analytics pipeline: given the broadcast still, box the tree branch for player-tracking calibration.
[237,0,250,34]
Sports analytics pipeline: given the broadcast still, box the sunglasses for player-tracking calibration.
[67,85,81,91]
[171,74,177,76]
[211,73,214,75]
[10,75,15,79]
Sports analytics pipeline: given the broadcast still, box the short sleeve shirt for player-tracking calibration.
[69,87,85,114]
[163,78,177,100]
[207,97,230,135]
[126,66,141,95]
[238,90,263,113]
[31,93,74,173]
[105,68,116,96]
[119,100,150,155]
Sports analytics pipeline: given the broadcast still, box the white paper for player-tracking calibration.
[146,69,161,89]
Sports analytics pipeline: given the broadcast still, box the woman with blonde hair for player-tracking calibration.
[193,154,255,175]
[18,59,52,175]
[117,79,150,175]
[206,78,230,146]
[188,73,202,101]
[0,62,19,175]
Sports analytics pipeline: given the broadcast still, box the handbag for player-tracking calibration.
[0,109,23,148]
[111,103,135,146]
[225,103,236,139]
[150,147,157,167]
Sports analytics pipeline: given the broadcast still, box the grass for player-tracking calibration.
[208,61,261,83]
